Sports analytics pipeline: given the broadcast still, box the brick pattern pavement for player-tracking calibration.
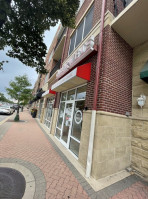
[0,111,90,199]
[0,111,148,199]
[110,181,148,199]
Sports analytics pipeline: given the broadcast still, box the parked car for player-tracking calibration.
[13,104,21,110]
[0,105,14,115]
[10,106,15,113]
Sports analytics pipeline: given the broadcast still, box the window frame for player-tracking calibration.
[68,4,94,56]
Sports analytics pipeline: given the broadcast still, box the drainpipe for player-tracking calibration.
[86,0,106,178]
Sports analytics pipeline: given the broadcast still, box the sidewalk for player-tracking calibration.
[0,110,147,199]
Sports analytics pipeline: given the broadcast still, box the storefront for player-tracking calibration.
[38,99,43,119]
[41,89,56,129]
[55,85,87,157]
[44,98,54,129]
[51,63,91,157]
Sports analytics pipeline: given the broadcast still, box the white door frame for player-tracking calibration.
[60,100,75,148]
[44,103,53,130]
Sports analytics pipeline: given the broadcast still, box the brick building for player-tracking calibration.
[32,0,148,180]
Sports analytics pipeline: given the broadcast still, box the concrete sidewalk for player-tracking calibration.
[0,110,147,199]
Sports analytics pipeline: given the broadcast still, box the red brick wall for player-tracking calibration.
[56,0,132,115]
[96,25,133,115]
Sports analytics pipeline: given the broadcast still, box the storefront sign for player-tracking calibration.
[42,89,56,97]
[74,110,82,124]
[51,63,91,92]
[52,69,77,90]
[56,36,94,79]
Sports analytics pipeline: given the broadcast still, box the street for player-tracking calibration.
[0,114,9,123]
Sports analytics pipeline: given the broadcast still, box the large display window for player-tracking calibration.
[44,98,54,129]
[38,99,43,119]
[55,84,86,157]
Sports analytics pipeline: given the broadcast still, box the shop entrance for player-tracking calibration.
[44,98,54,130]
[61,102,74,147]
[55,85,86,157]
[38,99,43,119]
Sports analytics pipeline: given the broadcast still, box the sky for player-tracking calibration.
[0,24,59,100]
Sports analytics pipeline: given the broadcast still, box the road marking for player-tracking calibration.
[0,115,13,126]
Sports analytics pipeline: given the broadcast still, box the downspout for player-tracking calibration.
[86,0,106,178]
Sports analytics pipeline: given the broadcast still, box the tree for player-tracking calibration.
[0,0,80,73]
[6,74,32,120]
[0,92,13,103]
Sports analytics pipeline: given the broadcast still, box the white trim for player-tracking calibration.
[86,110,96,178]
[70,135,80,143]
[44,98,54,132]
[60,101,75,148]
[52,68,77,91]
[54,84,87,158]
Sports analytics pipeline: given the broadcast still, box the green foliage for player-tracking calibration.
[0,92,13,103]
[0,0,80,73]
[6,74,32,105]
[0,0,11,28]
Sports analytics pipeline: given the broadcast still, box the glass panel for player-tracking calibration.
[75,20,84,48]
[47,121,50,128]
[55,128,61,139]
[83,6,94,38]
[57,102,65,129]
[61,92,67,101]
[44,108,47,123]
[47,104,53,122]
[71,100,85,140]
[38,100,43,119]
[69,138,80,157]
[67,89,75,100]
[61,103,73,143]
[69,32,76,55]
[76,85,86,100]
[44,99,53,128]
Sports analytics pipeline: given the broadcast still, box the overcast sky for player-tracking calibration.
[0,24,59,100]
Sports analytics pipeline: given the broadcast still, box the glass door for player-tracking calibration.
[69,100,85,157]
[44,99,53,129]
[38,99,43,119]
[61,102,74,147]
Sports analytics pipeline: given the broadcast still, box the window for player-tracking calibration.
[69,32,76,55]
[83,6,94,38]
[75,20,84,48]
[69,5,94,55]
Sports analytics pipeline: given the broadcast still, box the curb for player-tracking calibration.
[0,158,46,199]
[0,114,14,126]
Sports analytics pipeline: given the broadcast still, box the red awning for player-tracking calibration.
[51,63,91,92]
[42,89,56,97]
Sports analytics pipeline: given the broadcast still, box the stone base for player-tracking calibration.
[79,111,131,180]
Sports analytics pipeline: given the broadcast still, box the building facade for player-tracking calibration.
[32,0,148,180]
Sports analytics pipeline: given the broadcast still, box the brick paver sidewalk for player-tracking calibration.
[0,110,147,199]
